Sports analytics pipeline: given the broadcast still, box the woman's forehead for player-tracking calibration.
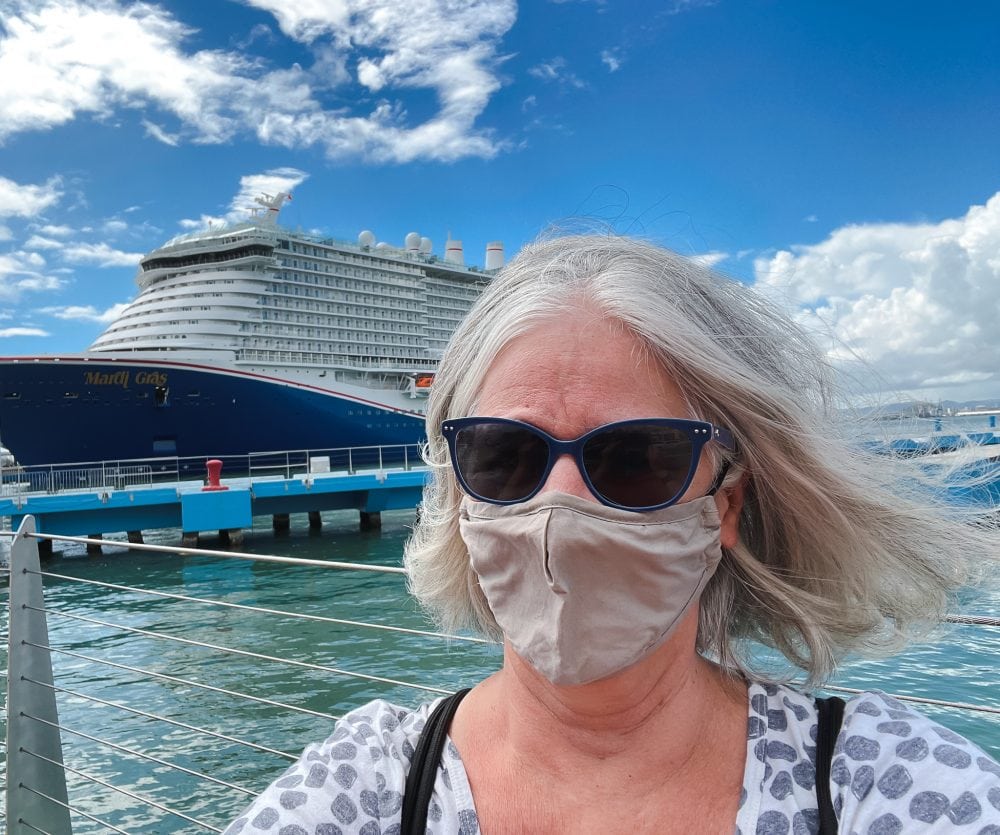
[474,314,690,424]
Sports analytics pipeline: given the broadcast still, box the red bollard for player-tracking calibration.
[202,459,229,492]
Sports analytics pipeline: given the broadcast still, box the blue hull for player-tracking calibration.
[0,358,425,465]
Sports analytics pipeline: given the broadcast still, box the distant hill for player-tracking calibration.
[854,398,1000,417]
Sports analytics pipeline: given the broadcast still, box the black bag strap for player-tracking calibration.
[401,688,471,835]
[814,696,846,835]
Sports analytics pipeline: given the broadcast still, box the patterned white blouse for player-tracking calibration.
[224,681,1000,834]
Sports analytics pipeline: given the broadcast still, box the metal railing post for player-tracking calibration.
[6,516,73,834]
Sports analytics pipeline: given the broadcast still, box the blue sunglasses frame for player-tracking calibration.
[441,416,736,512]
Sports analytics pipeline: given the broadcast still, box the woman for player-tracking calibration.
[226,235,1000,834]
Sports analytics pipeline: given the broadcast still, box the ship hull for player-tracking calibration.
[0,356,426,466]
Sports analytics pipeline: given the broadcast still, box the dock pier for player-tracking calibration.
[0,443,428,554]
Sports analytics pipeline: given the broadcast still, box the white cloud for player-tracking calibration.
[753,192,1000,399]
[25,234,63,250]
[61,242,143,267]
[102,219,128,234]
[16,275,63,291]
[0,224,12,241]
[600,49,621,72]
[665,0,718,14]
[0,0,517,163]
[0,175,62,218]
[803,214,818,223]
[141,118,180,146]
[0,250,65,299]
[178,214,228,231]
[38,223,74,236]
[230,168,308,216]
[14,250,46,268]
[690,251,728,268]
[0,327,50,337]
[41,302,130,323]
[178,167,308,230]
[528,57,586,89]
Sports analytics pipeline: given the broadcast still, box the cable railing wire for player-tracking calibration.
[18,785,134,835]
[34,570,492,644]
[22,712,258,797]
[20,749,221,832]
[21,533,999,626]
[29,677,299,761]
[945,614,1000,627]
[12,815,58,835]
[24,531,408,574]
[819,683,1000,716]
[26,641,344,720]
[32,605,454,696]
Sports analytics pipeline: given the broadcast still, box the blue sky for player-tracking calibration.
[1,0,999,402]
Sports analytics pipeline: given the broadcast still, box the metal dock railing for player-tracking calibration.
[1,518,998,833]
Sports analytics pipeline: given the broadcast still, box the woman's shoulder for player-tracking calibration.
[833,690,1000,829]
[325,696,436,760]
[742,682,1000,831]
[223,697,440,835]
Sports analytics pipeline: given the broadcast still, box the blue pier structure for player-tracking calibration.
[0,443,430,550]
[860,430,1000,508]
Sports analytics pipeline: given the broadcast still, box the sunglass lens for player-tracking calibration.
[455,423,549,502]
[583,424,693,508]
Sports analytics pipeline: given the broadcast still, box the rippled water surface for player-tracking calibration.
[1,501,998,833]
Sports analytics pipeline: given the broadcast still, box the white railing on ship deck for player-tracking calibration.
[0,443,424,502]
[1,521,998,834]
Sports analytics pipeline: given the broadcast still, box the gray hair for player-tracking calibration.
[403,234,998,686]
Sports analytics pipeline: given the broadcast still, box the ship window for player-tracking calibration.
[63,392,79,399]
[4,392,20,399]
[155,386,169,406]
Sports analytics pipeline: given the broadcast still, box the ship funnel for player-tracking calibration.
[485,241,504,270]
[405,232,421,252]
[445,236,464,266]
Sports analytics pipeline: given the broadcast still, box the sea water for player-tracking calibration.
[1,500,998,831]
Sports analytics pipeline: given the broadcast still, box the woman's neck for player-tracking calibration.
[500,649,739,760]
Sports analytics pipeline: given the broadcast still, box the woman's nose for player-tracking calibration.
[539,453,594,501]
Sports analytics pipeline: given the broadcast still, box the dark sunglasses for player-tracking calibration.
[441,417,736,512]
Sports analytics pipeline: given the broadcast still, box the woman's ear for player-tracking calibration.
[715,473,747,550]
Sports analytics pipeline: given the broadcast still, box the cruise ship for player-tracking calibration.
[0,194,500,466]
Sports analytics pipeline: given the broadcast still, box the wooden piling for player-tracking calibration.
[273,513,290,532]
[86,533,103,555]
[308,511,322,529]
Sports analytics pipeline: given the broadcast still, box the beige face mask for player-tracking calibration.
[459,492,723,686]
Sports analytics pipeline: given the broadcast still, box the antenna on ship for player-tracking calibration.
[254,192,292,226]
